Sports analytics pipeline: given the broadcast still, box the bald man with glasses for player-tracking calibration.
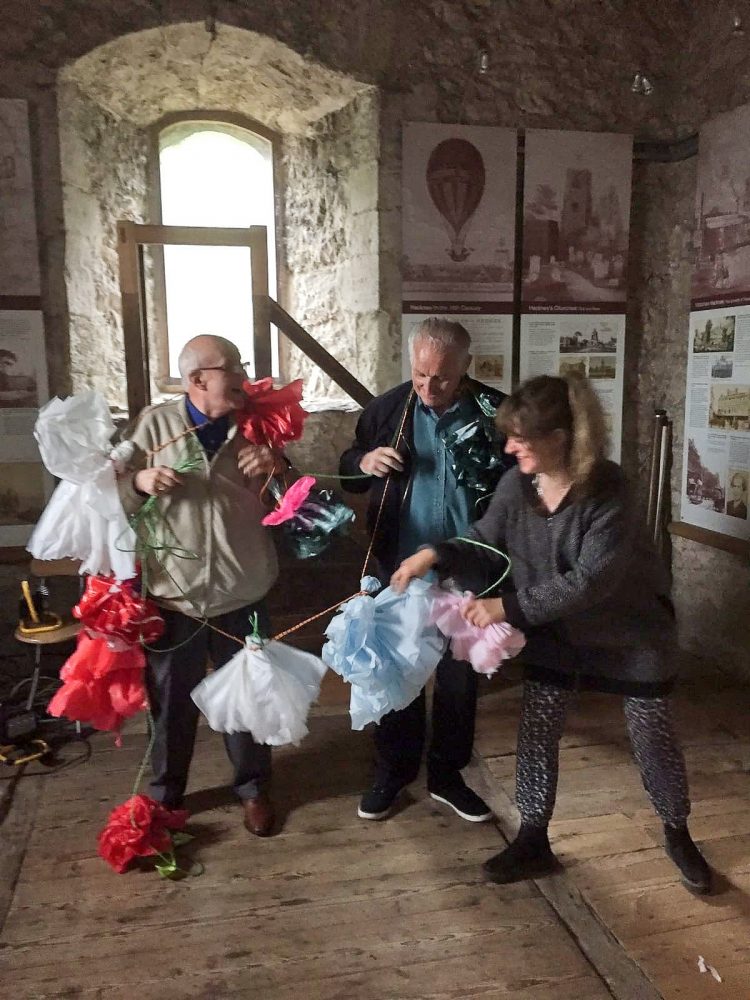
[118,335,285,836]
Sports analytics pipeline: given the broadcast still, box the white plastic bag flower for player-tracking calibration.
[27,391,137,580]
[191,639,327,746]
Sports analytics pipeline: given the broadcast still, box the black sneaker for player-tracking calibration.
[483,831,561,884]
[358,782,402,820]
[664,825,712,894]
[428,780,493,822]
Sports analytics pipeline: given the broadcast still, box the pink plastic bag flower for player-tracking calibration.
[429,590,526,675]
[261,476,316,526]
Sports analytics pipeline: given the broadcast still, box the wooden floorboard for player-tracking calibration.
[4,678,747,999]
[0,713,608,1000]
[474,682,750,1000]
[0,767,44,935]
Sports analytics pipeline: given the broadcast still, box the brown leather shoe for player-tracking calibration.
[242,793,275,837]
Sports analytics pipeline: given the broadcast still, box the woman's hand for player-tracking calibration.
[390,548,437,593]
[461,597,506,627]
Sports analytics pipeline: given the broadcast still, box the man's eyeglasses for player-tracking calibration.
[191,361,252,377]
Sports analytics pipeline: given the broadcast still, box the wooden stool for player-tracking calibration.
[15,558,82,711]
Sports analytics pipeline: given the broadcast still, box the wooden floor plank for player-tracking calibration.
[0,768,44,936]
[0,711,608,1000]
[474,682,750,1000]
[3,907,598,993]
[6,678,748,999]
[92,964,611,1000]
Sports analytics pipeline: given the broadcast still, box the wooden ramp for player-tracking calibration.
[1,712,610,999]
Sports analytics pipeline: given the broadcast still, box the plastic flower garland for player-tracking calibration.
[74,574,165,649]
[442,391,509,506]
[238,377,308,450]
[28,390,137,580]
[191,637,327,744]
[97,795,192,876]
[262,475,316,526]
[429,589,526,675]
[322,577,446,729]
[280,486,355,559]
[47,632,149,737]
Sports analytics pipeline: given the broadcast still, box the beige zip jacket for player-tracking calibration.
[118,397,278,618]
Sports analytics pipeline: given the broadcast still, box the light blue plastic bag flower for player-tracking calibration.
[322,577,446,729]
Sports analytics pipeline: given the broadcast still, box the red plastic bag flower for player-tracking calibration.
[97,794,189,873]
[47,633,148,733]
[261,476,316,526]
[238,377,308,450]
[74,575,164,649]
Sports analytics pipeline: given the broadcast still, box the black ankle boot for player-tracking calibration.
[664,824,712,894]
[482,824,560,884]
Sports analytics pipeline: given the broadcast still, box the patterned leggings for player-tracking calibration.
[516,680,691,828]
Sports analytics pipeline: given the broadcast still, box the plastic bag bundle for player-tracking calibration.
[282,487,355,559]
[261,475,354,560]
[429,589,526,675]
[74,574,164,650]
[47,632,148,734]
[442,391,506,502]
[238,377,308,449]
[27,391,136,580]
[191,639,327,745]
[322,577,446,730]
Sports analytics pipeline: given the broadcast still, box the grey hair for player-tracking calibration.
[177,335,240,388]
[178,343,201,387]
[408,317,472,362]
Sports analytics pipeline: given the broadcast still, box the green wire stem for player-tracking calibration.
[454,535,512,598]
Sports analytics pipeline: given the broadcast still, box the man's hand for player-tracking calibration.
[461,598,506,628]
[390,548,437,593]
[359,446,404,478]
[237,443,284,478]
[134,466,183,497]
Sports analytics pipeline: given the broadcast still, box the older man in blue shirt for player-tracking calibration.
[340,318,512,822]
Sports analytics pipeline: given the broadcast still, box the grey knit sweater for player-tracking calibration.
[434,462,678,691]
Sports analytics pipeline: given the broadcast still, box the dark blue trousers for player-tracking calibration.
[373,648,479,789]
[145,602,272,806]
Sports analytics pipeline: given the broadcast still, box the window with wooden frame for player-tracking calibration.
[149,112,280,388]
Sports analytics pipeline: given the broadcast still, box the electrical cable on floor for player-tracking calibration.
[7,737,93,778]
[1,669,94,794]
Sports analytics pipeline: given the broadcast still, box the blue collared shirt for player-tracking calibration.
[397,395,474,561]
[185,397,230,459]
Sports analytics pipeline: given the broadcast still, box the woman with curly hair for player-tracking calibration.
[393,374,712,894]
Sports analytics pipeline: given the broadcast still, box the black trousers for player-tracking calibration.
[145,603,272,806]
[516,679,691,828]
[373,648,479,789]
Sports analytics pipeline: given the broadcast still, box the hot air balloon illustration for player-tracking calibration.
[426,138,486,262]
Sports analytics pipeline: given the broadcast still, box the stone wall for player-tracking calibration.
[637,18,750,679]
[1,1,748,680]
[58,79,150,408]
[54,23,374,404]
[627,155,750,679]
[281,90,384,399]
[0,1,685,404]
